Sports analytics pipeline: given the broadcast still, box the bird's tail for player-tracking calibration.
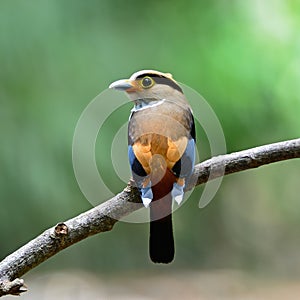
[149,198,174,263]
[149,168,175,263]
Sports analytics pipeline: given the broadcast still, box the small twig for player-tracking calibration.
[0,138,299,297]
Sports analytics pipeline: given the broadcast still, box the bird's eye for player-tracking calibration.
[141,76,154,88]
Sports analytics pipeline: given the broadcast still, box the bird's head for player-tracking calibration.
[109,70,184,102]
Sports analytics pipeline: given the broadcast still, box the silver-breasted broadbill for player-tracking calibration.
[109,70,196,263]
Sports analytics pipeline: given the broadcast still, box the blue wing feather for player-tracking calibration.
[128,145,153,204]
[172,138,195,178]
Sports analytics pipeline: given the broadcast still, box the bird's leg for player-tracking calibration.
[171,178,185,205]
[141,177,153,208]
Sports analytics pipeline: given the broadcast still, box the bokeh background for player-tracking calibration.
[1,0,300,299]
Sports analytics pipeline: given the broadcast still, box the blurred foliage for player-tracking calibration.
[1,0,300,276]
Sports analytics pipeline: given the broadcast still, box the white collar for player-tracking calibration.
[131,99,165,112]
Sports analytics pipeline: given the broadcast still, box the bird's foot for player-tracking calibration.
[171,182,185,205]
[141,181,153,208]
[142,197,152,208]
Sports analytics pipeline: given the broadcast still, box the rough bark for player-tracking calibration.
[0,138,299,297]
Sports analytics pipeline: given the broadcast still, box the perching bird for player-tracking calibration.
[109,70,195,263]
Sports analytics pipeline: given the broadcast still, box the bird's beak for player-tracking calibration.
[109,79,135,92]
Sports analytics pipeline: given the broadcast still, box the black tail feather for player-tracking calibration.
[149,213,174,263]
[149,167,176,264]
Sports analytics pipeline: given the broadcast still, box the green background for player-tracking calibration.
[1,0,300,286]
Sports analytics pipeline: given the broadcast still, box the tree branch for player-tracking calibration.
[1,138,300,297]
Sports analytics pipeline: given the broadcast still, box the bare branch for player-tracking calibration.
[191,138,300,187]
[0,138,299,297]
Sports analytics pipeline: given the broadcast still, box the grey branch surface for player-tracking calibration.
[1,138,300,297]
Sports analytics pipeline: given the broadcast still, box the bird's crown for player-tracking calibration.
[109,69,183,94]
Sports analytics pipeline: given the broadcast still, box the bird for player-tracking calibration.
[109,70,196,263]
